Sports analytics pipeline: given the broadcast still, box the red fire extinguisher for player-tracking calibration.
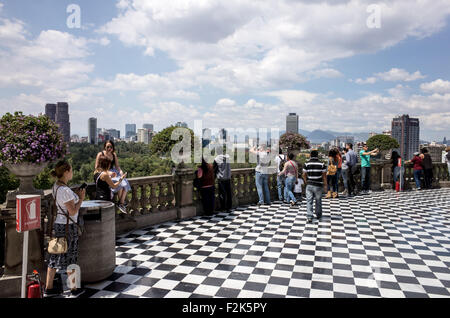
[27,270,44,298]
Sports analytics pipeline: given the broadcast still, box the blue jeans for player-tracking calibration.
[284,176,297,203]
[341,168,348,190]
[413,170,423,189]
[277,175,285,201]
[255,172,271,204]
[361,167,371,191]
[306,185,323,219]
[334,168,341,192]
[447,163,450,178]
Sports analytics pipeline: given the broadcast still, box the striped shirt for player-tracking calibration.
[304,158,327,187]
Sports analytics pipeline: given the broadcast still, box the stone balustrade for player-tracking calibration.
[1,161,449,296]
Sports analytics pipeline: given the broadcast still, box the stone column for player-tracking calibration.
[174,163,196,220]
[380,161,393,190]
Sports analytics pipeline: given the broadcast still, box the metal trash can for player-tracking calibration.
[78,201,115,283]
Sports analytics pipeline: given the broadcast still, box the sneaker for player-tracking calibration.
[69,288,85,298]
[290,200,295,206]
[117,204,127,214]
[367,190,372,194]
[341,189,348,196]
[307,218,313,224]
[44,288,60,298]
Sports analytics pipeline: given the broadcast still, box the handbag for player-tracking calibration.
[327,159,337,176]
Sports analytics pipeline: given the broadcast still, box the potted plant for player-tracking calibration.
[0,112,67,205]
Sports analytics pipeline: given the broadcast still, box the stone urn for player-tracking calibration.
[4,162,48,208]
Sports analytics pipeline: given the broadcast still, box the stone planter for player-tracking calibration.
[4,162,48,208]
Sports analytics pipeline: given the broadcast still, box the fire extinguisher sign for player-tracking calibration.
[16,195,41,233]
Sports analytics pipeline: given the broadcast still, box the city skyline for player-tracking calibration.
[1,1,450,141]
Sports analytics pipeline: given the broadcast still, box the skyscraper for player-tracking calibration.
[286,113,299,134]
[391,115,420,160]
[143,124,154,131]
[88,118,98,145]
[125,124,137,138]
[45,104,56,122]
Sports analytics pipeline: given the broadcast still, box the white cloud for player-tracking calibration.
[355,77,377,84]
[99,0,450,91]
[375,68,426,82]
[420,79,450,94]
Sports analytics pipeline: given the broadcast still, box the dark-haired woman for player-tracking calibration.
[94,155,127,212]
[278,153,298,206]
[45,160,85,298]
[95,140,130,212]
[196,158,216,215]
[326,149,338,199]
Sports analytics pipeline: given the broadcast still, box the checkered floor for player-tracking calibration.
[80,188,450,298]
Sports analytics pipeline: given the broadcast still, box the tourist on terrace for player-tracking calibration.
[214,151,232,212]
[391,150,404,190]
[341,148,350,196]
[45,160,85,298]
[196,157,216,215]
[278,152,299,206]
[407,152,424,190]
[345,143,358,196]
[250,144,271,206]
[94,155,128,212]
[334,147,342,197]
[326,149,338,199]
[446,147,450,177]
[303,150,327,223]
[275,148,286,203]
[421,148,433,189]
[95,140,131,213]
[359,143,379,194]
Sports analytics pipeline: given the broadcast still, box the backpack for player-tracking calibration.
[327,159,337,176]
[278,155,286,172]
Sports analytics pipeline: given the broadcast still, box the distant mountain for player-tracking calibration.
[306,130,336,143]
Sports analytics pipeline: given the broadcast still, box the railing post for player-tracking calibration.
[174,163,196,220]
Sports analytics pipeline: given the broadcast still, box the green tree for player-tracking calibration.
[150,126,194,156]
[0,167,19,204]
[366,134,399,151]
[279,132,310,152]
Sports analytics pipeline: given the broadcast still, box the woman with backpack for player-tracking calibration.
[278,153,298,206]
[326,149,338,199]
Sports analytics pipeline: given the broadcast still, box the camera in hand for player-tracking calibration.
[79,182,87,190]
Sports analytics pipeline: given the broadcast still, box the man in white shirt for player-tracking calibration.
[250,145,271,206]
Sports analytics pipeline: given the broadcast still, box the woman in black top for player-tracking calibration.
[94,155,127,212]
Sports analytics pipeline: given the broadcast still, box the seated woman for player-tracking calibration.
[94,155,128,213]
[95,140,131,211]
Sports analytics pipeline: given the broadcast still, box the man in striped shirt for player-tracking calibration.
[302,150,327,223]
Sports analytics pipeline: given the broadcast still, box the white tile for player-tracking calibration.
[91,290,119,298]
[289,279,311,289]
[310,289,333,298]
[333,283,357,295]
[237,290,264,298]
[152,279,179,290]
[122,284,151,296]
[221,279,246,290]
[165,290,191,298]
[264,284,288,295]
[193,285,220,296]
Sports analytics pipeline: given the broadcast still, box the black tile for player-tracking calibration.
[268,276,290,286]
[396,275,419,284]
[128,267,151,276]
[164,272,187,282]
[334,292,357,298]
[228,272,250,281]
[287,287,310,297]
[107,272,124,281]
[142,288,170,298]
[333,276,355,285]
[262,293,284,298]
[174,282,198,293]
[135,277,159,287]
[378,280,401,290]
[155,264,177,271]
[243,282,266,292]
[356,286,381,297]
[203,277,226,287]
[216,287,240,298]
[313,267,332,276]
[402,291,429,298]
[422,285,450,296]
[191,268,212,276]
[292,272,312,280]
[103,282,131,293]
[311,281,333,291]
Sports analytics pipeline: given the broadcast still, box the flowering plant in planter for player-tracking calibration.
[0,111,67,166]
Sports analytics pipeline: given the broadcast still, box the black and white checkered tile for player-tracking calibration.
[80,188,450,298]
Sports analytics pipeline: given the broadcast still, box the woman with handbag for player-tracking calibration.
[45,160,85,298]
[278,153,299,206]
[94,155,127,210]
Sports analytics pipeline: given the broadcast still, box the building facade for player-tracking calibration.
[55,102,71,143]
[88,117,98,145]
[125,124,137,138]
[143,124,154,131]
[286,113,299,134]
[45,104,56,122]
[391,115,420,160]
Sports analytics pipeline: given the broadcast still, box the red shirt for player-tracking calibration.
[411,156,423,170]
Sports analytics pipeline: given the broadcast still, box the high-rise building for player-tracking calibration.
[391,115,420,160]
[55,102,71,143]
[125,124,137,138]
[143,124,154,131]
[137,128,153,144]
[88,118,98,145]
[175,122,188,128]
[106,129,120,140]
[45,104,56,122]
[286,113,299,134]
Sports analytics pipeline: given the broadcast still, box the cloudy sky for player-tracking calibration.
[0,0,449,141]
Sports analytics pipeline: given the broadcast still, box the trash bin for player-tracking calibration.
[78,200,116,283]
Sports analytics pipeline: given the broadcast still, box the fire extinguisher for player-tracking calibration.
[27,269,44,298]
